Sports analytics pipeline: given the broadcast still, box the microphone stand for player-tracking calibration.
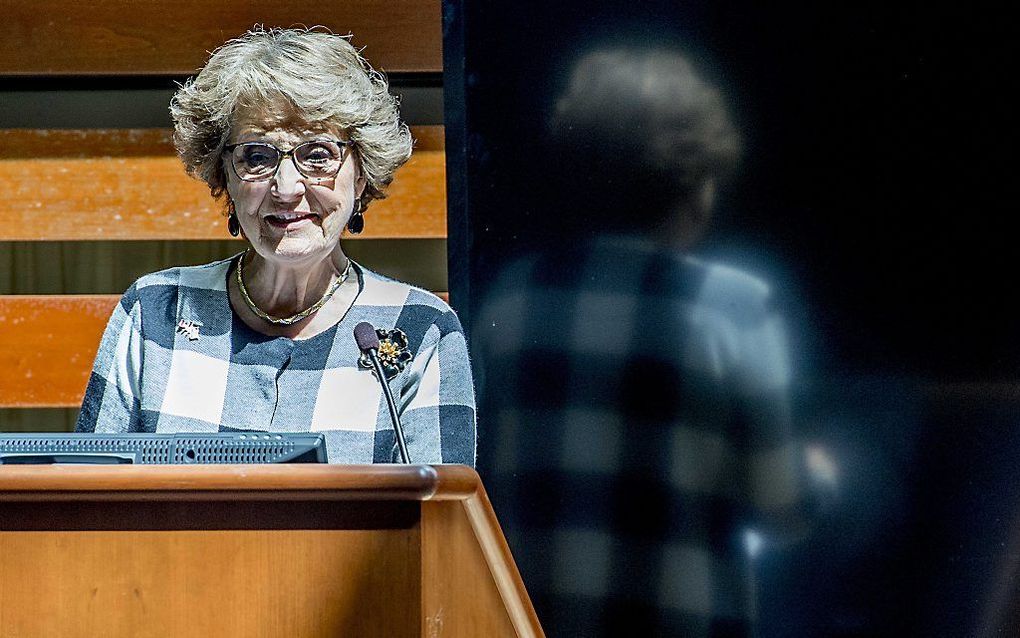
[363,348,411,464]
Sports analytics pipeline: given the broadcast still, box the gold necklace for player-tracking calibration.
[236,251,352,325]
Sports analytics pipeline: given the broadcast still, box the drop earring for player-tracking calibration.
[347,200,365,234]
[227,212,241,237]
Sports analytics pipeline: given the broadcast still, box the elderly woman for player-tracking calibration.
[74,27,476,465]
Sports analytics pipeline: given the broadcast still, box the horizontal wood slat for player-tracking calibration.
[0,295,114,408]
[1,0,441,75]
[0,293,448,408]
[0,127,445,241]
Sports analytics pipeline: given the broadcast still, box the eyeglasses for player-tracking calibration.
[224,139,351,182]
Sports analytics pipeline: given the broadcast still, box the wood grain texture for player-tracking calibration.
[420,486,544,637]
[461,488,545,637]
[0,466,540,637]
[1,0,441,75]
[422,500,520,637]
[0,295,118,408]
[0,292,449,408]
[0,527,420,636]
[0,127,446,241]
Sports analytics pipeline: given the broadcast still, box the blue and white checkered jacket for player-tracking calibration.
[475,237,805,635]
[75,255,476,465]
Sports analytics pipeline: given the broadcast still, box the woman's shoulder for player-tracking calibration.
[355,264,463,335]
[687,258,775,322]
[117,256,234,327]
[356,265,453,312]
[131,255,234,295]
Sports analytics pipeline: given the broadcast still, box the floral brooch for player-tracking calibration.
[358,327,413,380]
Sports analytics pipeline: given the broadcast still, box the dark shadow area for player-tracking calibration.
[446,0,1020,635]
[0,500,420,531]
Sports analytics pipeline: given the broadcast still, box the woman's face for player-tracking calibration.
[225,111,365,266]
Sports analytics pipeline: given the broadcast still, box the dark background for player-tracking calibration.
[444,1,1019,635]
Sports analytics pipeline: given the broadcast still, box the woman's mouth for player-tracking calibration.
[264,212,320,229]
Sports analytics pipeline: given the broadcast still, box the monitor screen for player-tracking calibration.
[0,433,326,465]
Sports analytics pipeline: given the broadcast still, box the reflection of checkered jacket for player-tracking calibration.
[475,238,804,636]
[75,255,476,465]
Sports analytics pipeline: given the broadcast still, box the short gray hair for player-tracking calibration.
[552,47,741,194]
[170,26,412,210]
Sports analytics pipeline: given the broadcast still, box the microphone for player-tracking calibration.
[354,321,411,463]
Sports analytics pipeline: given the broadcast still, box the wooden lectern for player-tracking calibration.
[0,465,543,637]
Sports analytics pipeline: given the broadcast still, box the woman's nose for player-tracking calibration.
[271,157,307,200]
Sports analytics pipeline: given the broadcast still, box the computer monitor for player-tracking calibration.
[0,433,326,464]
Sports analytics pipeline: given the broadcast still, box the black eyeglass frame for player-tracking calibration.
[223,139,352,182]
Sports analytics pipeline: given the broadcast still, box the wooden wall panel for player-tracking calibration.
[0,127,445,241]
[1,0,441,75]
[0,295,116,408]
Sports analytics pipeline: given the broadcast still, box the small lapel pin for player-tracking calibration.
[176,319,202,341]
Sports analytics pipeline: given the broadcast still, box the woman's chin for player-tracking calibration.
[257,234,334,264]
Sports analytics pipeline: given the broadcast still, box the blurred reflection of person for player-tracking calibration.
[475,48,807,636]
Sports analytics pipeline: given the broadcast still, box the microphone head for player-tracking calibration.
[354,321,380,351]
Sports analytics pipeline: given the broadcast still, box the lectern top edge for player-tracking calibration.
[0,464,481,503]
